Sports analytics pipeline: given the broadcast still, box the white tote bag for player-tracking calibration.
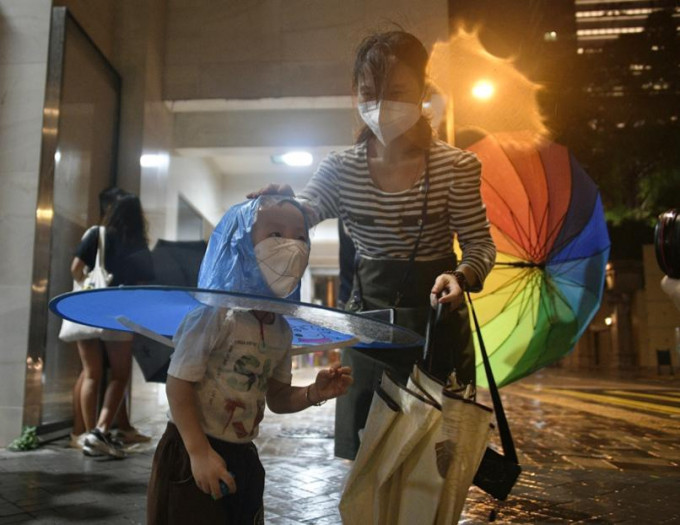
[58,226,113,342]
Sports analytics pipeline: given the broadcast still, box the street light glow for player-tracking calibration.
[472,80,495,100]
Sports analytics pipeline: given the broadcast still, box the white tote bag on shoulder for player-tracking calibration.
[58,226,113,342]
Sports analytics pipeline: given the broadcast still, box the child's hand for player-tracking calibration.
[313,362,353,402]
[189,447,237,499]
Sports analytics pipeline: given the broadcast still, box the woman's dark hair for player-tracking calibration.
[104,194,148,245]
[98,186,129,219]
[352,30,432,146]
[352,31,428,96]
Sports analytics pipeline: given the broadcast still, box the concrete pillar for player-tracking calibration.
[0,0,52,446]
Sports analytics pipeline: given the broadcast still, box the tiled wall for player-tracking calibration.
[0,0,52,446]
[163,0,450,100]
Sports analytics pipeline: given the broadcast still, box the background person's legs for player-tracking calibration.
[81,340,132,458]
[96,340,133,432]
[77,339,104,431]
[72,370,85,435]
[69,370,88,449]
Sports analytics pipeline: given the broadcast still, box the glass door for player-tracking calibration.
[26,7,121,435]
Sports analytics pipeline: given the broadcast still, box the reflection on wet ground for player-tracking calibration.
[0,367,678,523]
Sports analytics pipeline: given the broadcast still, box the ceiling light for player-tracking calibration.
[140,154,166,168]
[272,151,313,167]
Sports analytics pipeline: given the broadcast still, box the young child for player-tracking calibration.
[147,196,353,524]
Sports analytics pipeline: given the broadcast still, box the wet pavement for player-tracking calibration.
[1,366,679,524]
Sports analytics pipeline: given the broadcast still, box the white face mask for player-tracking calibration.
[358,100,422,146]
[254,237,310,297]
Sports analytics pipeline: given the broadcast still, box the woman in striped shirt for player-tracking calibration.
[253,30,495,460]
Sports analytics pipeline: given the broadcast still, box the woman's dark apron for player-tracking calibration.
[334,255,476,460]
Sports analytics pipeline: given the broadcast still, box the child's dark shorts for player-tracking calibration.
[147,422,265,525]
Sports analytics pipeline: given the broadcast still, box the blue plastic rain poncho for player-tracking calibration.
[197,195,309,299]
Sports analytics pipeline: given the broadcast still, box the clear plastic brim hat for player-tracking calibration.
[49,286,424,353]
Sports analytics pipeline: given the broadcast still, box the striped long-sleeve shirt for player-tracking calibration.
[299,139,496,291]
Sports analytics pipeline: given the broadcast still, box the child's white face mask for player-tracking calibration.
[358,100,421,146]
[254,237,310,297]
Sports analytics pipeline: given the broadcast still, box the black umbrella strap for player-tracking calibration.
[423,301,444,370]
[466,290,518,463]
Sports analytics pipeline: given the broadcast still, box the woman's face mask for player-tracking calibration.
[254,237,309,297]
[358,100,422,146]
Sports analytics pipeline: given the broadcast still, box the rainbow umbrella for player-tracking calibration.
[464,133,610,387]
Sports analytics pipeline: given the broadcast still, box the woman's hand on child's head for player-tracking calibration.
[246,184,295,199]
[314,362,353,401]
[189,447,237,499]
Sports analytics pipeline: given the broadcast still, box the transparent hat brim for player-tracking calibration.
[49,285,424,351]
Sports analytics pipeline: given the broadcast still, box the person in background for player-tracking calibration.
[71,194,155,458]
[146,196,352,524]
[249,30,496,460]
[69,187,151,449]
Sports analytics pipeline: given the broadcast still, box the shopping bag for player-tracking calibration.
[58,226,112,342]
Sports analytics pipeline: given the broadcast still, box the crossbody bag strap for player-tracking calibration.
[466,290,518,463]
[95,226,107,271]
[394,150,430,306]
[352,148,431,309]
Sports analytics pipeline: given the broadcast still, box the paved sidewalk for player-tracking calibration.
[0,367,679,523]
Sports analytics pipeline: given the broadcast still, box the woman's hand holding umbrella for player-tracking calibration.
[430,272,466,310]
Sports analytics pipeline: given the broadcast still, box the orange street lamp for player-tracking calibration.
[472,80,495,100]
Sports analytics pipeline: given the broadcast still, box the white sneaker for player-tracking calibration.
[83,428,125,459]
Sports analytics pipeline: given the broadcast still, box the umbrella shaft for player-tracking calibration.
[496,261,545,269]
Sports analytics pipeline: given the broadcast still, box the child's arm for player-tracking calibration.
[266,362,352,413]
[166,375,237,497]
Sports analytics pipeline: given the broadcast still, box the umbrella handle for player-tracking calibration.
[422,300,446,371]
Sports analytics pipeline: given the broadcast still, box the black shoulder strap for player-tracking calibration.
[394,150,430,306]
[466,291,518,463]
[352,148,431,309]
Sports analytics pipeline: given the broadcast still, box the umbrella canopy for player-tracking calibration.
[150,239,207,287]
[435,390,493,524]
[341,366,493,525]
[340,372,441,525]
[465,133,611,387]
